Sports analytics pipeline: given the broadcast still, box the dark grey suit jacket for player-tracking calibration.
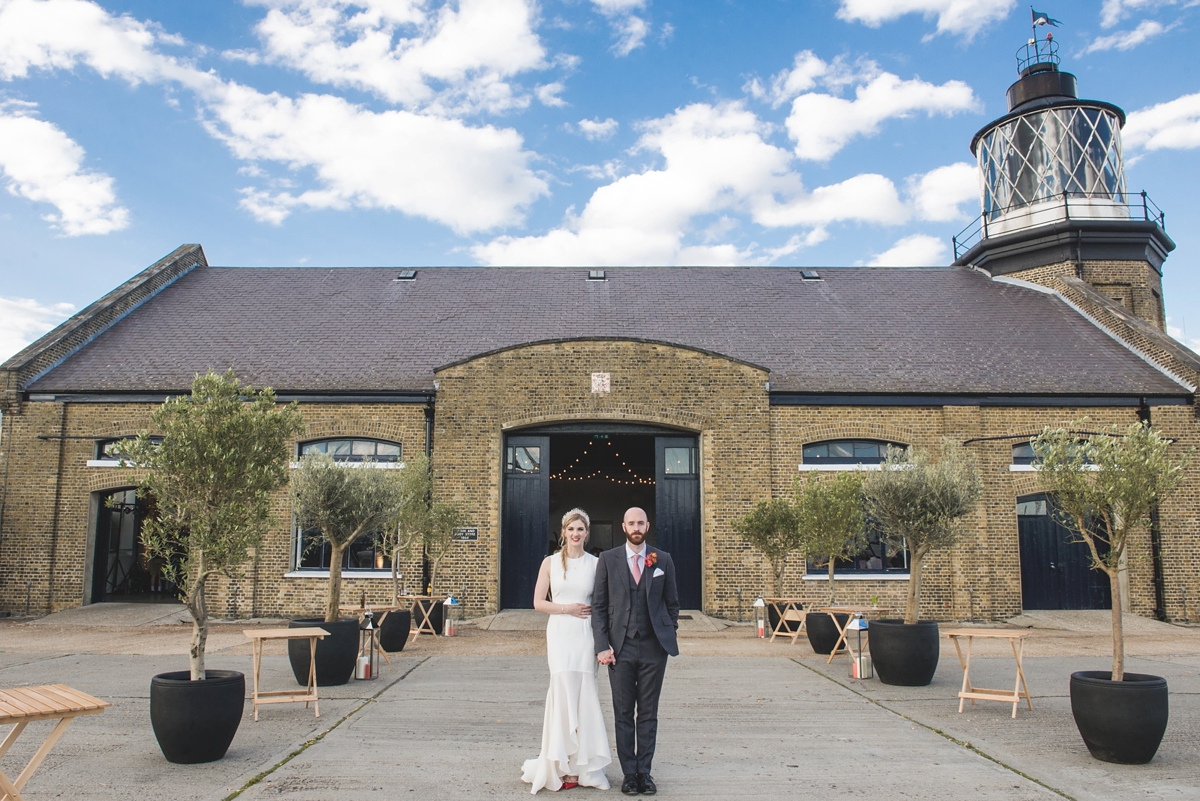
[592,545,680,658]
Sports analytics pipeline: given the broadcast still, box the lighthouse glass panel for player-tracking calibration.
[978,106,1125,219]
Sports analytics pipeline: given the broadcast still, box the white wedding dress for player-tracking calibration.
[521,552,612,793]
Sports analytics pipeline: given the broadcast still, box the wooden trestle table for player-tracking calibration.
[0,684,109,801]
[244,627,328,721]
[943,629,1033,718]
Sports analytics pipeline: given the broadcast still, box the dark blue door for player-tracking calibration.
[1018,494,1111,610]
[655,436,701,609]
[501,436,550,609]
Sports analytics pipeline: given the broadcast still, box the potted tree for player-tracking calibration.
[862,440,981,686]
[1033,420,1186,764]
[123,370,302,764]
[795,472,866,654]
[733,498,803,636]
[374,453,432,651]
[290,451,407,684]
[416,499,469,635]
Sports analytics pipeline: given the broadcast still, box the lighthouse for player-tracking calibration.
[952,29,1174,331]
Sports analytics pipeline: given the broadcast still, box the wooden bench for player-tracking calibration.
[0,684,109,801]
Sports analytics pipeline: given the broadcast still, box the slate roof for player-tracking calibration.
[26,264,1190,397]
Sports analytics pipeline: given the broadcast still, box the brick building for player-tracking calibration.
[2,48,1198,622]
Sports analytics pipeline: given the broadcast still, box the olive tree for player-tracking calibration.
[123,370,303,680]
[424,501,468,595]
[291,452,409,622]
[375,453,432,605]
[733,499,803,596]
[1032,421,1186,681]
[795,472,866,605]
[862,440,982,625]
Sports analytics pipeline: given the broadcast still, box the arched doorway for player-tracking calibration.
[501,423,702,610]
[1017,493,1111,610]
[90,488,176,603]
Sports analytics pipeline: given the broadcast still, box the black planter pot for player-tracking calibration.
[805,612,849,655]
[1070,670,1169,764]
[378,609,412,653]
[870,620,940,686]
[150,670,244,764]
[288,617,360,687]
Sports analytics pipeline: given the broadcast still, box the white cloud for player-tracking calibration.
[0,102,129,235]
[576,117,619,140]
[0,295,75,362]
[745,50,830,108]
[1099,0,1194,28]
[1124,92,1200,151]
[536,82,567,107]
[906,162,977,221]
[786,69,978,161]
[1085,19,1173,52]
[836,0,1015,40]
[243,0,547,115]
[867,233,948,266]
[473,102,915,266]
[590,0,649,56]
[203,82,548,232]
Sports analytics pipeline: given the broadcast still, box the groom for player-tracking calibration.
[592,507,680,796]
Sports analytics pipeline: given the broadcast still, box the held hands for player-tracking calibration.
[597,648,615,666]
[560,603,591,618]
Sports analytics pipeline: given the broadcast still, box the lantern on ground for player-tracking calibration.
[443,595,461,637]
[753,597,766,638]
[847,615,872,679]
[356,610,378,680]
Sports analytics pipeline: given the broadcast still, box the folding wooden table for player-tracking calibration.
[339,604,405,664]
[0,684,109,801]
[943,629,1033,718]
[818,606,892,663]
[405,596,444,637]
[244,627,328,721]
[762,598,807,643]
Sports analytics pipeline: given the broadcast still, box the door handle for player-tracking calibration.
[1049,562,1056,570]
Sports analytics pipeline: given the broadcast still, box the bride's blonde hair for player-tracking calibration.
[559,508,591,576]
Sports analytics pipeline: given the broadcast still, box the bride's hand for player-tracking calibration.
[564,603,591,618]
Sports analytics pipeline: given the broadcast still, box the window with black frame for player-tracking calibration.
[294,437,402,572]
[1012,441,1036,466]
[802,439,901,466]
[95,436,163,461]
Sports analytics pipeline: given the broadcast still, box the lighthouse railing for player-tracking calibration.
[952,190,1165,260]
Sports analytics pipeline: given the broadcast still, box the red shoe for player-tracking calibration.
[561,780,579,790]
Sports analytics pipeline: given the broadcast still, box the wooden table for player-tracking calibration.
[943,629,1033,718]
[762,598,807,643]
[404,596,444,637]
[817,606,893,664]
[0,684,109,801]
[244,628,328,722]
[339,605,406,665]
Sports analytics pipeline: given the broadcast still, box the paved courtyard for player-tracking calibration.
[0,607,1197,800]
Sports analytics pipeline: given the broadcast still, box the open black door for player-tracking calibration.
[501,436,550,609]
[655,436,701,609]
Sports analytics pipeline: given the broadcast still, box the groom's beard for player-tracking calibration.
[623,530,647,546]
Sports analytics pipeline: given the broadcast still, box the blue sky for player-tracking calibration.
[1,0,1198,361]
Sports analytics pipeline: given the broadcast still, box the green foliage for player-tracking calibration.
[733,498,802,596]
[122,369,303,678]
[862,440,981,624]
[794,471,866,604]
[375,452,433,603]
[1032,420,1187,680]
[291,451,411,621]
[424,500,468,594]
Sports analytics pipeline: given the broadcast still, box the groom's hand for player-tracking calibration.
[597,649,615,665]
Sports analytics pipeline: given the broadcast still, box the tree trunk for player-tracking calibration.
[391,548,401,607]
[771,558,784,597]
[429,554,444,596]
[904,549,925,625]
[1110,568,1125,681]
[827,558,836,605]
[326,545,346,622]
[186,569,209,680]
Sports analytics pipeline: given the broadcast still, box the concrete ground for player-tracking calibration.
[0,606,1197,800]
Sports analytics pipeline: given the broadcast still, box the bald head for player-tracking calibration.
[622,507,649,547]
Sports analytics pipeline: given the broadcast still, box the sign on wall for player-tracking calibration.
[451,527,479,542]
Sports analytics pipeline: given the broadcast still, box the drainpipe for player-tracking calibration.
[422,398,434,593]
[1138,402,1168,621]
[46,403,68,614]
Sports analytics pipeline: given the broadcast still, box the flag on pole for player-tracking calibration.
[1032,8,1062,27]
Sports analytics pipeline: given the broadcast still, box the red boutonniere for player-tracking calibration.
[645,551,657,569]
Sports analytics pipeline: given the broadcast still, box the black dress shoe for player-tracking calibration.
[638,773,657,795]
[621,775,640,795]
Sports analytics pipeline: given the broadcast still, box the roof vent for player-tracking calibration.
[588,270,606,281]
[394,270,417,281]
[800,269,821,281]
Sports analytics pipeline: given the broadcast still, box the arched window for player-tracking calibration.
[802,439,903,466]
[293,437,403,572]
[94,436,162,462]
[298,438,401,462]
[1012,441,1036,466]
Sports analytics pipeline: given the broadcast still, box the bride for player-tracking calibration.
[522,509,612,793]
